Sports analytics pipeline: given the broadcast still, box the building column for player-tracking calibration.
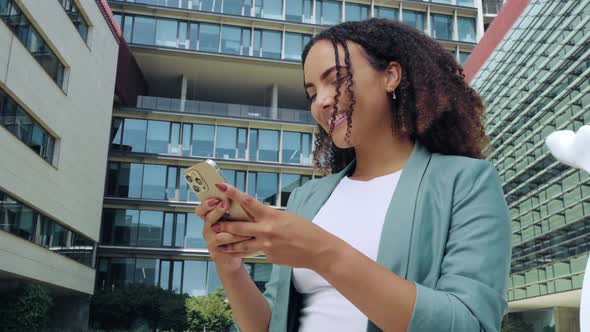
[453,9,459,41]
[270,83,278,120]
[180,75,188,113]
[476,0,485,41]
[426,5,431,36]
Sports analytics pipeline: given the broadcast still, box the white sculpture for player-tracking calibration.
[545,125,590,332]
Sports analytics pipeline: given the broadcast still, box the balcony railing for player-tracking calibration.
[135,96,316,124]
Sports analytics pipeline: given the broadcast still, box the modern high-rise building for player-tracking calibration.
[0,0,119,329]
[95,0,489,304]
[466,1,589,331]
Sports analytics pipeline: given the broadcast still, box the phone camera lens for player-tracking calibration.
[192,185,200,193]
[195,178,203,185]
[185,175,193,182]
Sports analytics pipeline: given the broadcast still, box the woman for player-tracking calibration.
[195,19,511,332]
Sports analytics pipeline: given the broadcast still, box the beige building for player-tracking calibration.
[0,0,118,328]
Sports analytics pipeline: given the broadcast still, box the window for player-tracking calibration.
[186,214,206,248]
[166,166,178,200]
[345,3,368,22]
[248,172,279,205]
[285,0,312,23]
[183,261,208,296]
[261,30,281,59]
[258,129,279,161]
[262,0,283,20]
[402,10,425,31]
[457,0,473,6]
[374,6,398,20]
[221,25,242,55]
[123,15,133,42]
[431,14,453,41]
[146,120,170,153]
[280,173,310,206]
[283,131,311,163]
[57,0,89,43]
[0,0,66,88]
[0,88,56,163]
[181,123,192,155]
[200,0,222,12]
[458,17,476,43]
[135,258,159,285]
[111,258,136,287]
[284,33,311,61]
[114,209,139,246]
[163,213,174,246]
[459,51,471,65]
[138,210,163,247]
[170,122,181,154]
[216,126,238,158]
[223,0,243,15]
[191,124,214,157]
[132,16,156,45]
[319,0,342,25]
[122,118,147,152]
[142,164,167,199]
[207,262,223,293]
[156,18,178,47]
[198,23,220,52]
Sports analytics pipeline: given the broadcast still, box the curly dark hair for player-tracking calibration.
[301,18,488,174]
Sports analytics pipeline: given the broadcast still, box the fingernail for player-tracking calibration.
[218,201,225,208]
[207,199,220,207]
[212,224,221,232]
[215,183,228,192]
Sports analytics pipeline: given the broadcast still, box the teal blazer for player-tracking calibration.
[235,142,512,332]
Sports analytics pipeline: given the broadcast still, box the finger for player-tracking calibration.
[195,198,221,218]
[219,238,263,253]
[214,232,252,246]
[203,199,231,226]
[212,249,263,259]
[215,183,270,219]
[216,221,265,237]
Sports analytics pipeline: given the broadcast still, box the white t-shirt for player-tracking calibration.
[292,170,402,332]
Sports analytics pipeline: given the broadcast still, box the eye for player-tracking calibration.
[309,94,317,102]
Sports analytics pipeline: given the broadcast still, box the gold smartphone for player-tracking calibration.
[184,160,249,221]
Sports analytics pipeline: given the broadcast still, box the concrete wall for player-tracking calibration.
[0,0,118,294]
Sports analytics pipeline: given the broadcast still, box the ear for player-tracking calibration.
[384,62,402,93]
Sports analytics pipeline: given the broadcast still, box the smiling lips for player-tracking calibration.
[327,112,347,130]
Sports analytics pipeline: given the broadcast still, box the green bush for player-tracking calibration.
[0,284,53,331]
[186,289,233,332]
[90,284,188,331]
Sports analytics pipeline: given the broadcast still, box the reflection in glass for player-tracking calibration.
[163,213,174,246]
[283,131,301,163]
[114,209,139,246]
[135,258,159,285]
[186,214,206,248]
[258,172,278,205]
[146,120,170,154]
[182,123,192,156]
[111,258,136,287]
[175,214,186,247]
[259,130,279,161]
[142,165,167,199]
[160,260,171,289]
[216,126,238,158]
[374,6,398,20]
[123,119,147,152]
[459,51,470,65]
[221,26,242,55]
[319,0,341,25]
[156,18,178,47]
[345,3,368,22]
[262,0,283,20]
[199,23,220,52]
[284,33,311,61]
[138,210,163,247]
[249,129,258,160]
[170,123,181,154]
[261,30,281,59]
[172,261,183,293]
[207,261,223,294]
[132,16,156,45]
[402,10,425,31]
[458,17,476,43]
[431,14,453,41]
[223,0,243,15]
[166,167,178,200]
[183,261,208,296]
[192,124,215,157]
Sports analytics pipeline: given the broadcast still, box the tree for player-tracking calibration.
[90,284,188,331]
[186,289,233,332]
[0,284,53,331]
[501,314,535,332]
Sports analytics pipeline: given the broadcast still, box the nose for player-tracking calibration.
[312,89,335,123]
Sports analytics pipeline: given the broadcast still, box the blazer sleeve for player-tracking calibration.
[408,161,512,332]
[230,186,302,332]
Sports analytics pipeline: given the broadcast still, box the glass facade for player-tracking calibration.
[101,208,206,249]
[345,2,369,22]
[402,10,425,32]
[457,17,476,43]
[0,0,66,89]
[471,0,590,302]
[96,257,272,294]
[57,0,89,42]
[115,13,313,61]
[0,87,56,164]
[110,117,313,165]
[430,13,453,41]
[0,190,95,267]
[105,161,312,207]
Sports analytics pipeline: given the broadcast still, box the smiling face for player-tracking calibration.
[303,39,400,149]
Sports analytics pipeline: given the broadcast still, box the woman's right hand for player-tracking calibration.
[195,198,255,273]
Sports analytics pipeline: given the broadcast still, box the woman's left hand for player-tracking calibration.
[212,183,342,271]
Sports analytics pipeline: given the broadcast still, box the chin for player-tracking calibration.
[331,133,355,149]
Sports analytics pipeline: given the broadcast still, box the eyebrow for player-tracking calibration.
[304,65,348,89]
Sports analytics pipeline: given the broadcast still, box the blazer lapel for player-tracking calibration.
[375,142,431,278]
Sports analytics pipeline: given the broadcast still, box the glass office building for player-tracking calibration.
[470,1,589,331]
[98,0,487,299]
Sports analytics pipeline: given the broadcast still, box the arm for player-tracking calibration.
[315,161,511,331]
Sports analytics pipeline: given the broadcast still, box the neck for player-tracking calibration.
[349,134,414,181]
